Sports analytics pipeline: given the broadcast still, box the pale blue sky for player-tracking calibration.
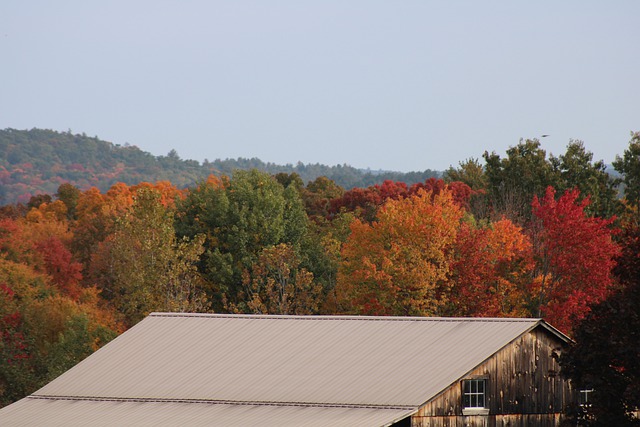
[1,1,638,171]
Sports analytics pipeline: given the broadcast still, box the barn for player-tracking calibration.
[0,313,574,426]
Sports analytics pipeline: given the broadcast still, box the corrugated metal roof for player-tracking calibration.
[0,313,562,426]
[0,397,413,427]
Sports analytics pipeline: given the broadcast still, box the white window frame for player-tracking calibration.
[461,378,490,416]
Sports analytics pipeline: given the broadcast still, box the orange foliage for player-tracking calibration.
[336,189,464,316]
[451,219,533,317]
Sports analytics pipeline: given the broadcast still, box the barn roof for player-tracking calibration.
[0,313,568,426]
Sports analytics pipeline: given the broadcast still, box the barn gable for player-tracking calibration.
[413,325,571,426]
[0,313,571,426]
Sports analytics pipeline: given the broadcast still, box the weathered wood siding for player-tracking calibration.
[411,327,572,427]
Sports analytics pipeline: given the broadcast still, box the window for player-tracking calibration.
[463,379,486,409]
[578,388,594,407]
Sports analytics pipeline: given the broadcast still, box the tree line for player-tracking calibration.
[0,128,438,205]
[1,132,639,423]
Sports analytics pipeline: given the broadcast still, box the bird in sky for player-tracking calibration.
[541,134,550,138]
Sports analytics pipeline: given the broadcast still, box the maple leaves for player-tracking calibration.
[334,184,620,333]
[337,188,464,316]
[529,187,619,332]
[451,219,532,317]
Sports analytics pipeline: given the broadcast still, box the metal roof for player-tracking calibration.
[0,397,413,427]
[0,313,565,426]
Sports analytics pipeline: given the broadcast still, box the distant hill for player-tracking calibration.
[0,128,440,205]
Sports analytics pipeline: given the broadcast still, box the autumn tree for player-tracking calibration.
[329,178,472,223]
[234,243,322,315]
[93,187,208,326]
[450,219,532,317]
[302,176,344,220]
[529,187,619,333]
[559,222,640,425]
[0,284,33,406]
[71,187,111,269]
[336,188,464,316]
[0,258,119,407]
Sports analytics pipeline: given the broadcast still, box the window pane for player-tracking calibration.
[462,379,487,409]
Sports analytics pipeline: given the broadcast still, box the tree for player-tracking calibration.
[0,258,120,407]
[93,187,208,326]
[444,158,488,191]
[0,284,33,406]
[450,219,532,317]
[33,237,83,299]
[559,223,640,425]
[329,178,473,223]
[55,183,81,220]
[336,188,464,316]
[444,158,490,219]
[529,187,619,333]
[613,131,640,209]
[234,243,322,315]
[550,140,620,218]
[175,170,313,311]
[484,139,559,222]
[302,176,344,220]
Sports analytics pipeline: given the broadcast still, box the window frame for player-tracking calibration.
[461,378,490,416]
[578,388,594,408]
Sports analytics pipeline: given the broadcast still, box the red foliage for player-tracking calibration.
[409,178,474,210]
[329,178,473,221]
[0,284,30,364]
[530,187,620,333]
[34,237,83,299]
[451,219,532,317]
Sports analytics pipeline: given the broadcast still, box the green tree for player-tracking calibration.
[613,131,640,209]
[483,139,558,222]
[443,158,487,190]
[551,140,620,218]
[175,170,313,311]
[94,187,208,326]
[55,183,81,220]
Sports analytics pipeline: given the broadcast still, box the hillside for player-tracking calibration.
[0,128,439,205]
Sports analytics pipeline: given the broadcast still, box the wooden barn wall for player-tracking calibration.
[411,328,573,427]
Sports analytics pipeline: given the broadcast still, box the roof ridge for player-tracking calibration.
[148,312,541,323]
[28,395,416,411]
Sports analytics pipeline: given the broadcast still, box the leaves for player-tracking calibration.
[529,187,619,333]
[336,188,464,316]
[451,219,532,317]
[92,187,208,326]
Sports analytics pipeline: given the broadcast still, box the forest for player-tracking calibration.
[0,128,439,205]
[1,130,639,423]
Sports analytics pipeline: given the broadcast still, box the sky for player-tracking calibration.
[1,1,638,172]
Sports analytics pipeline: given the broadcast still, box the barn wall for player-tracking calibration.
[411,327,573,427]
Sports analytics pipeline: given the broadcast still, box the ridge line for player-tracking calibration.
[28,395,416,411]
